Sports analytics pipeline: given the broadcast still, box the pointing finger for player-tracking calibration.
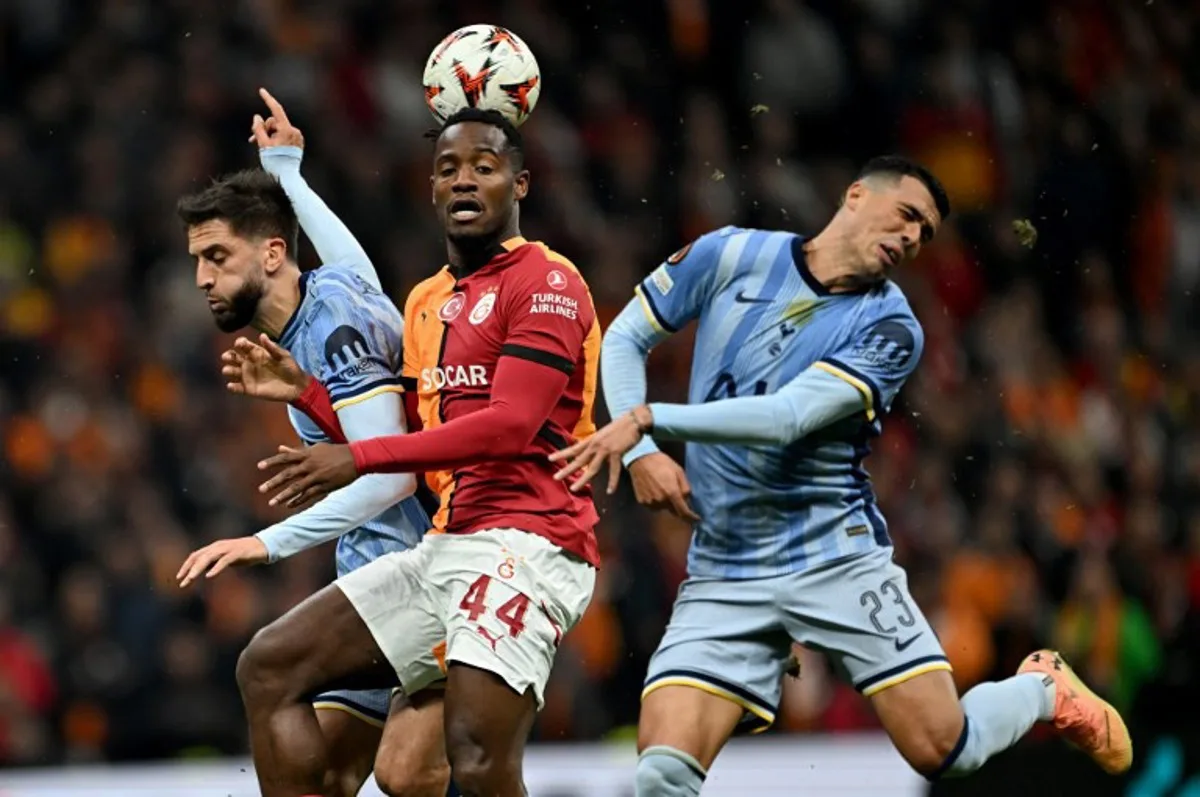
[259,88,290,125]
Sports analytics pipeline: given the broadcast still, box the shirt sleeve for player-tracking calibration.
[292,378,345,442]
[306,292,405,412]
[349,355,569,474]
[634,227,732,334]
[498,260,594,377]
[813,309,925,422]
[648,367,865,446]
[646,304,924,446]
[260,145,381,291]
[256,390,417,561]
[600,298,670,465]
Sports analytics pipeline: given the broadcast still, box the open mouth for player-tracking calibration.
[879,243,900,268]
[449,197,484,222]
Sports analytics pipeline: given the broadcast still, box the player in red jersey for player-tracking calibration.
[233,108,600,797]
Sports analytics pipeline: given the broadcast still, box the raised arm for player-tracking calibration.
[252,88,381,290]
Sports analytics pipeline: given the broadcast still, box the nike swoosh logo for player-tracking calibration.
[734,290,772,304]
[894,633,923,652]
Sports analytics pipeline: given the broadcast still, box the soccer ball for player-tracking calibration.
[422,24,541,128]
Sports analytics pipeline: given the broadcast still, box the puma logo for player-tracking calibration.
[475,626,503,651]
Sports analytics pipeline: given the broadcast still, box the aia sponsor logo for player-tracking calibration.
[439,292,466,322]
[322,325,370,371]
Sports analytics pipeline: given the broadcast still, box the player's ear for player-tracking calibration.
[513,169,530,202]
[430,174,436,207]
[262,237,288,274]
[843,180,867,211]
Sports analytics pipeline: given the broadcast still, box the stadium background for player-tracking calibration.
[1,0,1198,793]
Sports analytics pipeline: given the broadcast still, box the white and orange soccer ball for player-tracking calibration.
[422,24,541,128]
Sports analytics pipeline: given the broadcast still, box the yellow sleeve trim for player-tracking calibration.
[634,284,668,335]
[813,361,877,422]
[329,384,406,413]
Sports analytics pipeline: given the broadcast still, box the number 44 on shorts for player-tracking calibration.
[458,574,565,651]
[459,574,530,641]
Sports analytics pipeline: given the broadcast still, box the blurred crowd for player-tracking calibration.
[1,0,1199,767]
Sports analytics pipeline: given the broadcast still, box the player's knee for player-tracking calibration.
[374,759,451,797]
[444,740,489,794]
[235,623,299,703]
[322,767,367,797]
[445,735,512,795]
[897,716,969,779]
[374,763,451,792]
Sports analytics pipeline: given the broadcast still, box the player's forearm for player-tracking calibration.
[255,472,416,561]
[294,378,423,443]
[648,368,865,446]
[259,146,380,290]
[602,299,667,464]
[291,378,347,443]
[350,357,568,474]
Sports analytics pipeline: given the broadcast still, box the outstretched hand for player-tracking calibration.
[257,443,359,509]
[549,410,648,495]
[222,333,311,403]
[177,536,270,588]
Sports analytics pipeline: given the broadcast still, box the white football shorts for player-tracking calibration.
[336,527,595,708]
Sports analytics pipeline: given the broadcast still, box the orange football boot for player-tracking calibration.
[1018,650,1133,774]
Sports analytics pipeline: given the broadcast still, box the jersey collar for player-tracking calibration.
[791,236,874,297]
[275,269,314,348]
[448,236,530,281]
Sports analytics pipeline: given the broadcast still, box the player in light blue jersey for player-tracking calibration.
[552,157,1132,794]
[174,90,455,797]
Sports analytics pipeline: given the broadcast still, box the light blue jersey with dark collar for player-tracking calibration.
[273,263,429,575]
[609,226,924,579]
[250,145,428,576]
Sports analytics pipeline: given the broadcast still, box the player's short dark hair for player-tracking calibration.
[425,108,525,170]
[857,155,951,221]
[176,169,300,256]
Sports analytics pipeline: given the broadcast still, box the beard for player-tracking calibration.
[210,276,264,333]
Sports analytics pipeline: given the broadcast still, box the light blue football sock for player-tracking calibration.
[934,673,1055,779]
[635,745,707,796]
